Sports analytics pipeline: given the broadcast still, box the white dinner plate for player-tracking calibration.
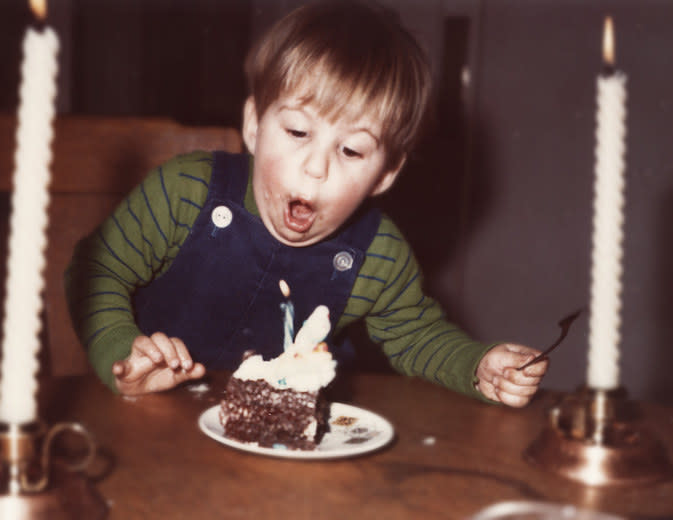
[198,402,395,460]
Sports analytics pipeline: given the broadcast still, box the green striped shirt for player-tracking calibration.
[65,151,493,398]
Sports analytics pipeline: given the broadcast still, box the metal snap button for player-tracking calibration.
[333,251,354,271]
[211,205,233,228]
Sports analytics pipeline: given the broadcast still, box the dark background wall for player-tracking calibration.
[1,0,672,405]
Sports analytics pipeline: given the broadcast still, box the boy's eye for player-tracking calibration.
[286,129,307,138]
[342,146,362,158]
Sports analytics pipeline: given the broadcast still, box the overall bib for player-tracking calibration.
[134,152,381,369]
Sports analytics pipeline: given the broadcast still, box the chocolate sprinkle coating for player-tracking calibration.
[220,377,330,450]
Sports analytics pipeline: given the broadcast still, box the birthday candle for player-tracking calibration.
[0,0,59,423]
[587,17,626,390]
[279,280,295,351]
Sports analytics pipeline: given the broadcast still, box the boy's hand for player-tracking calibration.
[113,332,206,395]
[475,343,548,408]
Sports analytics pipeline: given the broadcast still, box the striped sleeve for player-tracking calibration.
[340,216,494,400]
[64,151,213,389]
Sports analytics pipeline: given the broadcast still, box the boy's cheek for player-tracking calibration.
[254,153,286,183]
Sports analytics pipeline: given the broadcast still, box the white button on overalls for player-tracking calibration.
[211,205,233,228]
[333,251,354,271]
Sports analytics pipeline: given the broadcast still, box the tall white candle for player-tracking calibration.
[587,17,626,390]
[0,0,59,424]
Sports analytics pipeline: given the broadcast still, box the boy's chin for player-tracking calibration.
[265,223,322,248]
[273,231,323,248]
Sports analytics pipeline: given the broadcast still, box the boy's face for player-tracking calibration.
[243,95,403,247]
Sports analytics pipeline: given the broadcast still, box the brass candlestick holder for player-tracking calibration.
[525,386,673,486]
[0,420,107,518]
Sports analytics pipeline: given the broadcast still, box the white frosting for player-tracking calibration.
[293,305,330,352]
[233,350,336,392]
[232,305,336,392]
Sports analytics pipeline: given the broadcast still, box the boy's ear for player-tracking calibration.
[369,155,406,197]
[242,96,258,153]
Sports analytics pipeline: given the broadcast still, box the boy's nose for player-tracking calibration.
[303,146,329,181]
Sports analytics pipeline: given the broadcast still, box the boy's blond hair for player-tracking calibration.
[245,0,431,170]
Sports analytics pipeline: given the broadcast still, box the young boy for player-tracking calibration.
[65,0,547,406]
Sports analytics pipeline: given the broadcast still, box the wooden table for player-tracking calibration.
[38,372,673,519]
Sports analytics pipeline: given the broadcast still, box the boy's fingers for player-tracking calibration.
[112,360,127,377]
[504,367,545,387]
[497,390,531,408]
[149,332,181,369]
[188,362,206,379]
[477,344,547,407]
[117,333,203,395]
[494,376,539,397]
[503,345,542,367]
[499,345,550,377]
[503,343,540,356]
[185,365,206,381]
[113,355,155,382]
[478,371,540,406]
[170,337,195,370]
[133,335,164,364]
[476,378,499,402]
[167,362,206,388]
[522,359,549,378]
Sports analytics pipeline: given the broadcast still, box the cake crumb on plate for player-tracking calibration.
[187,383,211,393]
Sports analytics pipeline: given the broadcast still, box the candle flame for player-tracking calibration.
[29,0,47,21]
[279,279,291,299]
[602,16,615,67]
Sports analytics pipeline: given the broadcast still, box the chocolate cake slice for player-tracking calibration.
[219,305,336,450]
[221,377,330,450]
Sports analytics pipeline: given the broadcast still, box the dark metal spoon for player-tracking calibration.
[516,308,583,371]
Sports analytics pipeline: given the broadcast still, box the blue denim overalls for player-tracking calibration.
[134,152,381,369]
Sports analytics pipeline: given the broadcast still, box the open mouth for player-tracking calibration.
[285,199,316,233]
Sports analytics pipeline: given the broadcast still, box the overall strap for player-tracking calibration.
[209,151,250,203]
